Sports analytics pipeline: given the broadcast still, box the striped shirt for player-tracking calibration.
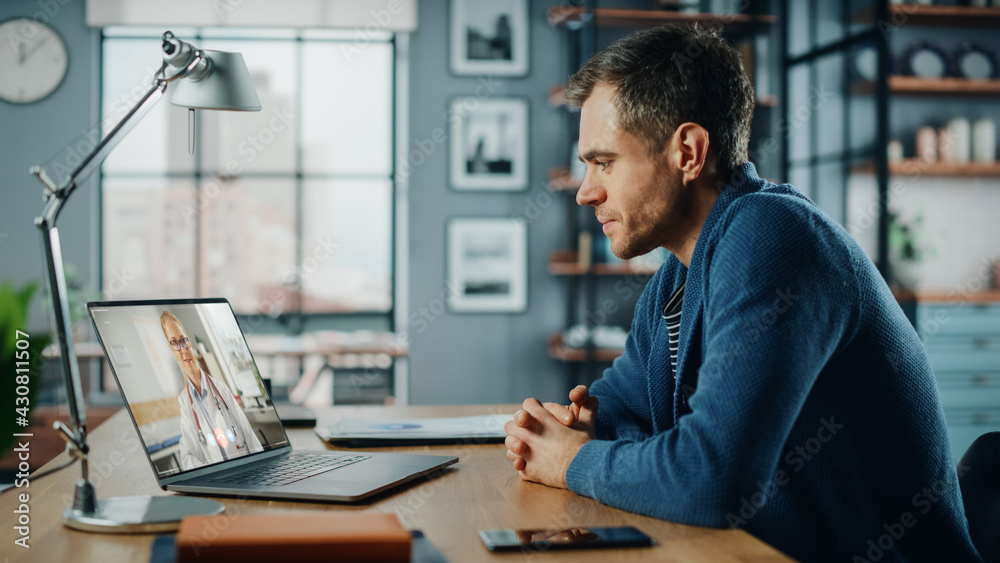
[661,283,685,378]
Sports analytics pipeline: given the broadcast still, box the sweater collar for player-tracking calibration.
[665,163,766,425]
[687,162,765,276]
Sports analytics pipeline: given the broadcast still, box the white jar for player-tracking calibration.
[947,117,971,165]
[887,139,904,164]
[972,118,996,164]
[916,127,937,163]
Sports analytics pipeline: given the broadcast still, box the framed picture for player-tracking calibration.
[449,97,528,191]
[447,218,527,313]
[450,0,529,76]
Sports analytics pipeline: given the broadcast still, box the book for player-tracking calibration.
[175,512,411,563]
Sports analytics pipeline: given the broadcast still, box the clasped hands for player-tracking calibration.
[503,385,599,489]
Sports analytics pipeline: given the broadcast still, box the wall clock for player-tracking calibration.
[0,18,69,104]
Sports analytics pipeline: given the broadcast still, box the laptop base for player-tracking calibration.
[168,451,457,503]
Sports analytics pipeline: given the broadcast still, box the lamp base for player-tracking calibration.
[63,495,224,534]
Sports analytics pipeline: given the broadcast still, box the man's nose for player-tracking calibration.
[576,169,604,207]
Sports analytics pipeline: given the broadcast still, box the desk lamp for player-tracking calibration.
[33,31,261,533]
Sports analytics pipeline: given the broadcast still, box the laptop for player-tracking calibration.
[87,298,457,502]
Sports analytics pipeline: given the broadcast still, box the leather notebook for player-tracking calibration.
[175,512,411,562]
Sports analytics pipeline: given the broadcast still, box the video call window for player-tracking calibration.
[91,302,288,478]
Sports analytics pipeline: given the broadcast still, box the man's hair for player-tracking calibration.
[565,24,754,172]
[160,310,183,336]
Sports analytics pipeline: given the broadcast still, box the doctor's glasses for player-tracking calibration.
[168,337,191,351]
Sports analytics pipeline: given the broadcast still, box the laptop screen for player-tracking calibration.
[89,299,289,479]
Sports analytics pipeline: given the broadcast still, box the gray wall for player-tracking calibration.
[404,1,575,405]
[0,0,100,331]
[0,1,616,407]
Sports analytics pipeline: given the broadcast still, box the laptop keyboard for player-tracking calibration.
[210,452,371,487]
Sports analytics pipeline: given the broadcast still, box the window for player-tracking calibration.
[100,28,395,317]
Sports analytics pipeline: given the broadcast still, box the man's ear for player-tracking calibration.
[670,122,710,184]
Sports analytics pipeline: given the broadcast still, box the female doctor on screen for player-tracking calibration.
[161,310,263,471]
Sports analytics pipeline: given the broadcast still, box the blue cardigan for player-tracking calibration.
[565,164,981,562]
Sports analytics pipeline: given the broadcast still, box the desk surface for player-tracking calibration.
[1,404,791,562]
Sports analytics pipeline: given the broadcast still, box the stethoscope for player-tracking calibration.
[186,373,249,452]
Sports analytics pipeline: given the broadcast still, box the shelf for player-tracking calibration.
[549,250,658,277]
[894,289,1000,305]
[852,76,1000,97]
[852,159,1000,178]
[852,4,1000,28]
[593,263,658,275]
[549,85,567,108]
[549,167,582,191]
[756,95,779,108]
[547,7,776,31]
[549,250,588,275]
[548,333,623,363]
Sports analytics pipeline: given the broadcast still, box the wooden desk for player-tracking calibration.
[1,404,791,562]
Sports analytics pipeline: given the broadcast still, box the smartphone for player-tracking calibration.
[479,526,656,552]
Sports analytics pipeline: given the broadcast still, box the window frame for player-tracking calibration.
[94,27,402,399]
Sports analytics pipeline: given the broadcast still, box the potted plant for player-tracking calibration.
[888,209,933,291]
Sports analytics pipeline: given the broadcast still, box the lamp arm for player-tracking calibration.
[37,73,168,219]
[32,70,168,455]
[34,39,208,213]
[63,77,168,198]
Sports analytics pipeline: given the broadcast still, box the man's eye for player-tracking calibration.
[596,161,610,170]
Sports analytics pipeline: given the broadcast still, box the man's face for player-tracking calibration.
[576,82,688,260]
[163,319,199,381]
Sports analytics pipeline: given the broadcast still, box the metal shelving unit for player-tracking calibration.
[783,1,1000,283]
[781,0,890,275]
[785,0,1000,459]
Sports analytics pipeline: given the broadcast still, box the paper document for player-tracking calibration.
[315,414,511,445]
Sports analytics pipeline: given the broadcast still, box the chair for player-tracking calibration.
[958,432,1000,563]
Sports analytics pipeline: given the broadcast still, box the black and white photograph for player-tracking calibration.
[449,97,528,191]
[450,0,529,76]
[447,218,527,313]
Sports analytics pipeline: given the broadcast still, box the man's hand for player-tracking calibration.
[504,386,598,488]
[506,386,595,472]
[567,385,595,423]
[510,385,595,435]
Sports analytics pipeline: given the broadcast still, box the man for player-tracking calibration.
[504,25,980,561]
[162,310,263,470]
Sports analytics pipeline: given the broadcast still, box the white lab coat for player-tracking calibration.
[176,370,263,471]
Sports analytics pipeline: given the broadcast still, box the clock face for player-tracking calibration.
[0,18,68,104]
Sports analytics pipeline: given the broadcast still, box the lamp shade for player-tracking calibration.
[169,50,261,111]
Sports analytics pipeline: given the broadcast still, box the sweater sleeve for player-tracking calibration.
[565,196,858,527]
[586,268,661,441]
